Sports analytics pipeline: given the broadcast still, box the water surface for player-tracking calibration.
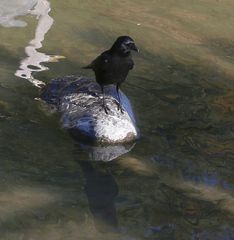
[0,0,233,239]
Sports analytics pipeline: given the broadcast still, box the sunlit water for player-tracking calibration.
[0,0,233,239]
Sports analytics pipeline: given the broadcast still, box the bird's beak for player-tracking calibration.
[130,43,139,52]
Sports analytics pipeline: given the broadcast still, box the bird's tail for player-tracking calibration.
[82,64,92,69]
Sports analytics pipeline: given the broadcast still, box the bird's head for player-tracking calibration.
[111,36,139,55]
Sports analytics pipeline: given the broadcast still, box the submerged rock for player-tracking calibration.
[40,75,139,144]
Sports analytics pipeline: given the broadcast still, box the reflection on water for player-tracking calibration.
[79,142,136,161]
[79,161,118,232]
[0,0,38,27]
[0,0,234,239]
[14,0,53,87]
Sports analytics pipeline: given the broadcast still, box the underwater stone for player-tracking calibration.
[40,75,139,144]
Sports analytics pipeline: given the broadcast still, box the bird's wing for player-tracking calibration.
[82,64,92,69]
[83,51,111,71]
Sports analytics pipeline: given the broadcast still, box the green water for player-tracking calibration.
[0,0,233,239]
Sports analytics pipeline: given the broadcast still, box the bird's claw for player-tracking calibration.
[115,100,124,114]
[103,104,110,114]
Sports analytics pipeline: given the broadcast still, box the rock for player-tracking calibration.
[40,75,139,144]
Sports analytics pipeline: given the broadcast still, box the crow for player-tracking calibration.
[83,36,138,114]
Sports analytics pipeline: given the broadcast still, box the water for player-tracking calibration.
[0,0,233,239]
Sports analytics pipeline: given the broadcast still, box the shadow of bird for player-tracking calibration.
[83,36,138,114]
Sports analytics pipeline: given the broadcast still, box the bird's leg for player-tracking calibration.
[116,84,124,113]
[101,85,110,114]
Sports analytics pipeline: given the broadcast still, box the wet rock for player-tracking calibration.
[40,75,139,144]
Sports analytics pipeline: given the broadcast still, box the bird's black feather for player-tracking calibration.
[83,36,138,114]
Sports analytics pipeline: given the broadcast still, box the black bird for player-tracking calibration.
[83,36,138,114]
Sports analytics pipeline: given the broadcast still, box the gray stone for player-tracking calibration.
[40,75,139,144]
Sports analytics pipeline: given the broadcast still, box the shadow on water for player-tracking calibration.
[0,157,119,239]
[5,46,232,239]
[78,160,119,233]
[1,154,233,239]
[1,48,233,239]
